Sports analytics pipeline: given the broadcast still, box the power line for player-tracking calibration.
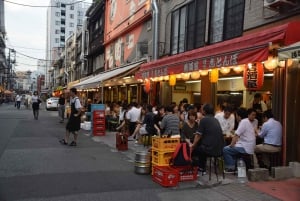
[3,0,91,8]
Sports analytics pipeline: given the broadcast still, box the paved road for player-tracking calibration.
[0,103,279,201]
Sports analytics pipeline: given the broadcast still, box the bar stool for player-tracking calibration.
[206,155,225,181]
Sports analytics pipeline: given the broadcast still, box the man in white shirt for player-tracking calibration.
[215,106,235,135]
[126,102,141,136]
[223,108,257,173]
[60,88,82,146]
[15,94,22,109]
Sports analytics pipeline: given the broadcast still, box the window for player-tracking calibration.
[61,10,65,16]
[55,12,60,17]
[55,21,60,25]
[187,0,207,50]
[61,27,65,33]
[70,14,74,19]
[209,0,244,43]
[77,11,82,16]
[61,19,65,25]
[70,23,74,27]
[70,5,74,10]
[171,6,186,54]
[61,3,65,8]
[171,0,207,55]
[55,38,59,43]
[55,30,60,34]
[60,36,65,42]
[78,19,82,25]
[56,2,60,7]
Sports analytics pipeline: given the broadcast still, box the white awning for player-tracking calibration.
[73,61,144,89]
[278,41,300,60]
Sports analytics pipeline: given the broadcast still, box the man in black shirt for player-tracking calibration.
[191,104,224,173]
[58,94,65,123]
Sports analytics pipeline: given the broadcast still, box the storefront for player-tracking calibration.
[278,42,300,163]
[135,21,300,164]
[73,60,145,104]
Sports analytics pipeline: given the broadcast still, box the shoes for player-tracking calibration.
[224,168,236,174]
[59,139,68,145]
[69,141,77,146]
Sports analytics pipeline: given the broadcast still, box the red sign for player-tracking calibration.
[243,62,264,90]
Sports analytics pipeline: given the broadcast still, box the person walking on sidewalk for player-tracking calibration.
[58,94,66,123]
[59,88,82,146]
[15,94,22,109]
[31,91,42,120]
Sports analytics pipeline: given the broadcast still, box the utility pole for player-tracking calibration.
[6,48,16,90]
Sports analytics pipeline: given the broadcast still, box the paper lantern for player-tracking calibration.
[264,56,278,70]
[233,65,244,73]
[219,67,231,74]
[175,74,182,79]
[169,75,176,86]
[144,79,151,93]
[243,62,264,90]
[191,71,201,79]
[209,69,219,83]
[182,73,190,80]
[199,70,209,76]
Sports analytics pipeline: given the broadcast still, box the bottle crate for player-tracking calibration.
[171,166,198,182]
[152,150,174,166]
[152,137,180,151]
[152,166,179,187]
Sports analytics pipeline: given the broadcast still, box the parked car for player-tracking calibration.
[46,97,59,111]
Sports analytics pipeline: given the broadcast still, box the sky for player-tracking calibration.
[4,0,92,72]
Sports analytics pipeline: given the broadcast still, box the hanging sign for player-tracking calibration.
[243,62,264,90]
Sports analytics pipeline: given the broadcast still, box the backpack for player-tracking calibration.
[170,142,192,166]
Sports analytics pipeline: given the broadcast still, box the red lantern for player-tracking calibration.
[243,62,264,90]
[144,79,151,93]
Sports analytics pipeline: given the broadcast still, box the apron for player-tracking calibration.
[66,98,81,132]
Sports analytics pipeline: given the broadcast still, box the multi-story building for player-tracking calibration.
[135,0,300,163]
[0,0,6,92]
[45,0,89,90]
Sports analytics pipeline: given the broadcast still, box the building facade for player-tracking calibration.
[45,0,89,90]
[0,0,6,92]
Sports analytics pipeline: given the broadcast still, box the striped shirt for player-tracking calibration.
[161,113,180,135]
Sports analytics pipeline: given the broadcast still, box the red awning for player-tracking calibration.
[136,21,300,79]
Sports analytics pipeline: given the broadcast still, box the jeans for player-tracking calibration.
[58,105,65,121]
[223,146,247,169]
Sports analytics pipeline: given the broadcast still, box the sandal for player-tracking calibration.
[59,139,68,145]
[69,141,77,146]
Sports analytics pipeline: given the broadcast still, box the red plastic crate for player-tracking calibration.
[116,132,128,151]
[93,130,105,136]
[93,125,105,130]
[172,166,198,182]
[152,166,179,187]
[93,119,105,124]
[93,110,105,118]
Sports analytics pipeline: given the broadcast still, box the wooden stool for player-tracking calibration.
[266,152,281,171]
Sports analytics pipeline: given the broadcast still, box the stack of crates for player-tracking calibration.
[151,137,180,167]
[93,110,105,136]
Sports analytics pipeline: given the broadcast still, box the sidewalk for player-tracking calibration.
[83,129,300,201]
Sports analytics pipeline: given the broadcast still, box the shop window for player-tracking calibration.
[209,0,244,43]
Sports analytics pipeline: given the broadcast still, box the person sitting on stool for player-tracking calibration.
[253,109,282,168]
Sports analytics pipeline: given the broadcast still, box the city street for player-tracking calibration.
[0,103,283,201]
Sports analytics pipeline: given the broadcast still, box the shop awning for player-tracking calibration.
[136,21,300,79]
[278,41,300,60]
[73,60,144,89]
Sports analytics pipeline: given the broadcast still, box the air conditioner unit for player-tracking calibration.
[264,0,296,9]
